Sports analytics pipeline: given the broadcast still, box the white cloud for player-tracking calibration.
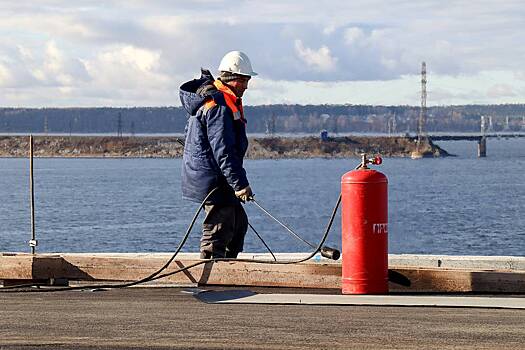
[323,24,337,35]
[0,63,11,86]
[515,71,525,81]
[486,84,516,98]
[294,40,338,72]
[16,45,34,61]
[0,1,524,106]
[44,41,65,74]
[83,45,169,93]
[0,14,99,41]
[98,45,161,72]
[380,57,397,70]
[247,69,525,106]
[140,15,194,36]
[34,41,90,86]
[344,27,365,45]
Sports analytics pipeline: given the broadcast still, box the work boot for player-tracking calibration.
[200,251,212,259]
[200,251,227,259]
[225,250,239,259]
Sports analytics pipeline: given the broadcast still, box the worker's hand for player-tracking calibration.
[235,186,253,203]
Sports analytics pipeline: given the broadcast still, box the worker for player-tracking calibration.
[179,51,257,259]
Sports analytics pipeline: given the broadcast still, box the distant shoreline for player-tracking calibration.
[0,135,449,159]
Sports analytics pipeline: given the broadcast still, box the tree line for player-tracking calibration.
[0,104,524,134]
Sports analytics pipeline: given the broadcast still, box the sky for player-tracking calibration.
[0,0,524,107]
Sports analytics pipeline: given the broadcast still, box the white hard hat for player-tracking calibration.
[218,51,257,77]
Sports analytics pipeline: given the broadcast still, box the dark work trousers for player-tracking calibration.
[200,201,248,258]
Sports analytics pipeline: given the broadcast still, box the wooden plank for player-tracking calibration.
[57,254,525,292]
[390,268,473,292]
[2,253,525,293]
[0,254,33,280]
[390,268,525,293]
[59,254,341,289]
[471,270,525,293]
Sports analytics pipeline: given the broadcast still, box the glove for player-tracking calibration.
[235,186,253,203]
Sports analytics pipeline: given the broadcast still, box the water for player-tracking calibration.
[0,138,524,256]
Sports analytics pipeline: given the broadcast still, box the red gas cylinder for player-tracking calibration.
[341,155,388,294]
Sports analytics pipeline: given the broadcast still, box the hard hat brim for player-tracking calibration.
[219,70,258,77]
[241,71,257,77]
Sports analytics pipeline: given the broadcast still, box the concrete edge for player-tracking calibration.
[194,290,525,309]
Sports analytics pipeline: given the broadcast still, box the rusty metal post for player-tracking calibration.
[29,135,37,254]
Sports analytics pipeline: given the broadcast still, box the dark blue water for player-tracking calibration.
[1,138,524,255]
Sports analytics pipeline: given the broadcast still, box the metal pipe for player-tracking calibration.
[251,198,340,260]
[248,223,276,261]
[29,135,37,254]
[251,199,313,248]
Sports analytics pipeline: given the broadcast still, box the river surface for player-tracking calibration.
[0,138,524,256]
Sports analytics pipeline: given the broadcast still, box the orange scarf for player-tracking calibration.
[213,80,246,123]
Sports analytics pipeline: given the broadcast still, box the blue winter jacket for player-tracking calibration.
[179,70,249,204]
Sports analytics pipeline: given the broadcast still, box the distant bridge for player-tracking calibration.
[412,132,525,157]
[425,132,525,141]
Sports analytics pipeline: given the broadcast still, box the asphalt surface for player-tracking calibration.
[1,287,524,349]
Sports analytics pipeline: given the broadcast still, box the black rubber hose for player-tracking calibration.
[147,194,342,283]
[251,198,340,260]
[0,192,341,292]
[0,187,220,293]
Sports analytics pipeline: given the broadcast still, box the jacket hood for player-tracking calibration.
[179,69,217,116]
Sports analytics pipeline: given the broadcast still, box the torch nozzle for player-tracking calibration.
[320,246,341,260]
